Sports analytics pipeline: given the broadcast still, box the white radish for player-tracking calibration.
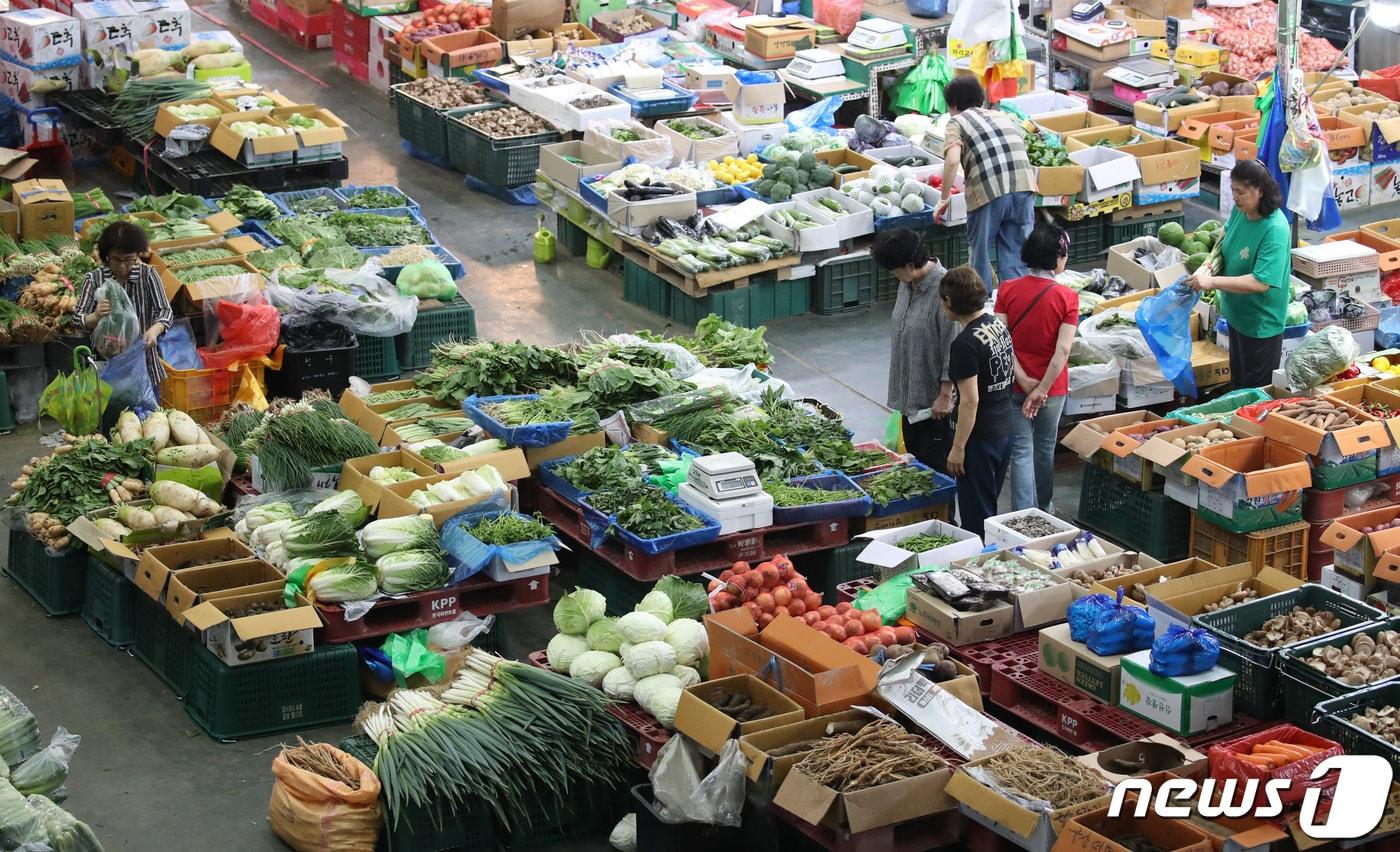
[114,410,141,444]
[150,480,221,517]
[155,445,220,468]
[116,504,157,531]
[150,505,187,532]
[142,411,169,451]
[167,409,200,446]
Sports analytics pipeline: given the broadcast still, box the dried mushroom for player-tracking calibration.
[1202,582,1259,613]
[1351,705,1400,746]
[1064,562,1135,591]
[462,107,551,139]
[1244,606,1343,649]
[1305,629,1400,686]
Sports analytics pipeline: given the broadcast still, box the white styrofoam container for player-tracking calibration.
[760,200,840,253]
[793,185,873,239]
[982,508,1078,550]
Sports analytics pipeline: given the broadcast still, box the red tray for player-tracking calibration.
[317,573,548,643]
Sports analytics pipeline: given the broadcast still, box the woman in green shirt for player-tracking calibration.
[1187,160,1291,390]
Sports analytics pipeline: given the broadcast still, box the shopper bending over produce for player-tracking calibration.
[873,228,960,474]
[76,221,173,393]
[942,266,1015,539]
[1187,160,1290,390]
[995,222,1077,512]
[937,76,1036,293]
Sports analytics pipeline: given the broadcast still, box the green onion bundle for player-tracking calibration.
[112,78,211,140]
[365,388,423,405]
[246,396,379,488]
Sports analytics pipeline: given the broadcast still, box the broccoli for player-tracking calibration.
[756,179,776,197]
[779,166,800,186]
[762,163,781,180]
[795,169,812,187]
[811,165,835,187]
[798,152,817,171]
[769,182,792,202]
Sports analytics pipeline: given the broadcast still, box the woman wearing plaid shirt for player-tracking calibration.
[936,77,1037,292]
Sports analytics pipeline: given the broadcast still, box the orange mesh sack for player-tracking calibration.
[268,744,381,852]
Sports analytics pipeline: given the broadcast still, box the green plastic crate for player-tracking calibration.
[813,253,875,315]
[340,734,500,852]
[395,297,476,371]
[556,213,588,257]
[1194,585,1385,719]
[874,266,898,303]
[5,529,85,616]
[354,334,400,382]
[446,106,562,187]
[794,540,867,599]
[1054,214,1108,265]
[129,589,161,674]
[185,642,360,741]
[668,276,806,328]
[624,257,672,318]
[82,558,134,648]
[391,84,455,159]
[925,223,970,268]
[389,64,410,87]
[500,784,621,848]
[1075,464,1190,562]
[1104,210,1186,245]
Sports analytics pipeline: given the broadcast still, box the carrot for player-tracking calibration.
[1238,753,1280,768]
[1254,743,1308,760]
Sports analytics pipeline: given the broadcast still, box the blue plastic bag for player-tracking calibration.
[440,508,561,584]
[1077,588,1154,656]
[100,339,157,416]
[1150,624,1221,676]
[1067,593,1115,643]
[905,0,947,17]
[1136,278,1199,398]
[1378,306,1400,351]
[785,95,841,134]
[158,318,200,370]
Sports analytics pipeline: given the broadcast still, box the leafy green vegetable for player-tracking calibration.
[652,575,709,621]
[414,339,580,405]
[218,184,280,219]
[862,466,938,507]
[897,533,957,552]
[588,483,704,540]
[763,479,861,507]
[289,194,341,214]
[326,211,430,247]
[128,191,209,220]
[468,512,554,545]
[555,446,642,492]
[343,188,406,209]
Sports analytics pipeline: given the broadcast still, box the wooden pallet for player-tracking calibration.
[616,237,800,296]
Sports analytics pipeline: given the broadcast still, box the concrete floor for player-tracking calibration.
[0,5,1396,849]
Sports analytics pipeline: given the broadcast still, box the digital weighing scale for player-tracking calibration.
[1105,59,1176,89]
[677,452,774,535]
[786,48,846,81]
[847,18,908,52]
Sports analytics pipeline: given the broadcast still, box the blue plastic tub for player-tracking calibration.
[271,187,348,216]
[579,175,610,211]
[462,394,573,448]
[363,245,465,284]
[232,221,282,247]
[473,67,513,94]
[873,205,935,232]
[606,80,697,118]
[696,185,741,206]
[771,470,874,526]
[336,184,419,211]
[538,455,592,507]
[852,461,956,517]
[582,492,722,555]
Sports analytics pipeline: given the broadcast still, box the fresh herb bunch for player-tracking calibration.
[589,483,704,539]
[415,339,579,404]
[469,512,553,545]
[128,190,210,220]
[862,466,937,506]
[555,446,641,492]
[326,212,431,247]
[808,438,890,475]
[483,387,591,426]
[898,533,957,553]
[11,437,153,523]
[219,184,280,219]
[621,443,675,468]
[758,388,849,447]
[649,401,740,444]
[677,315,771,367]
[365,388,423,404]
[244,394,380,488]
[343,188,406,209]
[687,417,820,479]
[628,386,730,424]
[578,360,690,412]
[290,194,342,214]
[763,480,861,507]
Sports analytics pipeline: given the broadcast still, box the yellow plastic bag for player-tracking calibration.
[268,744,381,852]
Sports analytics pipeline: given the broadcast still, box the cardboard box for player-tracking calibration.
[537,21,600,49]
[74,1,137,54]
[905,587,1014,646]
[1190,338,1231,389]
[377,449,530,525]
[208,112,297,167]
[855,519,982,577]
[1037,622,1125,705]
[163,557,282,620]
[1145,564,1301,635]
[1056,805,1214,852]
[732,73,784,125]
[1148,38,1222,67]
[1318,115,1366,169]
[1127,0,1191,17]
[673,674,803,757]
[183,588,321,667]
[1119,137,1201,203]
[132,534,255,598]
[1067,146,1140,203]
[1075,735,1207,786]
[272,105,348,162]
[743,15,814,60]
[1373,160,1400,206]
[1106,236,1190,291]
[129,0,188,47]
[0,9,78,67]
[1034,110,1118,145]
[11,177,71,238]
[339,449,435,509]
[491,0,563,40]
[420,27,501,77]
[1089,556,1215,602]
[1060,410,1174,466]
[1326,383,1400,475]
[1097,417,1187,489]
[1340,102,1400,163]
[739,709,868,790]
[153,97,227,136]
[1263,401,1389,475]
[1133,97,1219,136]
[1035,163,1086,198]
[1118,648,1234,735]
[704,608,879,717]
[683,63,736,101]
[774,761,953,834]
[1321,504,1400,587]
[1062,124,1142,152]
[605,188,697,235]
[1182,437,1312,531]
[947,757,1111,850]
[1105,6,1213,38]
[717,110,785,154]
[1177,110,1260,164]
[588,8,666,43]
[957,552,1073,631]
[1000,90,1086,119]
[522,430,605,470]
[655,115,736,166]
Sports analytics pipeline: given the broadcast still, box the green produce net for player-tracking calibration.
[1166,387,1271,425]
[39,346,111,436]
[852,566,926,625]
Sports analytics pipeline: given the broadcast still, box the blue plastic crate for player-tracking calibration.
[852,461,956,517]
[771,470,874,525]
[462,394,573,448]
[344,207,438,250]
[606,80,697,117]
[335,184,419,211]
[581,492,722,555]
[473,66,513,93]
[270,187,348,216]
[696,185,740,206]
[232,221,281,247]
[362,245,465,284]
[873,205,935,232]
[538,456,592,507]
[579,175,609,211]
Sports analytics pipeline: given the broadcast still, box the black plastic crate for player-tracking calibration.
[445,106,561,187]
[395,297,476,371]
[1316,681,1400,776]
[1075,464,1190,561]
[632,785,746,850]
[1279,617,1400,726]
[1054,213,1108,265]
[813,253,875,315]
[184,642,360,741]
[794,541,867,599]
[82,557,134,647]
[499,784,621,848]
[1105,210,1186,245]
[925,223,970,267]
[265,340,358,398]
[5,528,85,616]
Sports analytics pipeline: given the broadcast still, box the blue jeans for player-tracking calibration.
[967,190,1033,289]
[956,433,1013,541]
[1009,392,1066,511]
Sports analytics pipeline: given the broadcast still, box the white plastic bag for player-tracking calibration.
[1066,339,1120,395]
[427,612,496,651]
[9,729,78,802]
[267,261,419,337]
[648,736,747,827]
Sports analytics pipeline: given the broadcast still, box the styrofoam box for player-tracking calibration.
[865,143,942,181]
[983,508,1078,550]
[760,200,840,253]
[793,186,873,240]
[1063,394,1115,416]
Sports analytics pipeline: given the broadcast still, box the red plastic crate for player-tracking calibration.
[250,0,279,30]
[770,804,965,852]
[989,659,1159,750]
[279,5,333,48]
[335,49,370,82]
[317,573,547,642]
[947,632,1040,691]
[535,485,849,582]
[332,0,372,51]
[527,651,670,767]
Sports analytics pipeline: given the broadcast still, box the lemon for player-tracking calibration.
[1377,356,1393,371]
[747,154,758,162]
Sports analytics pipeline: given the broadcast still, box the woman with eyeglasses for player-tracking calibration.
[994,221,1079,512]
[75,221,174,394]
